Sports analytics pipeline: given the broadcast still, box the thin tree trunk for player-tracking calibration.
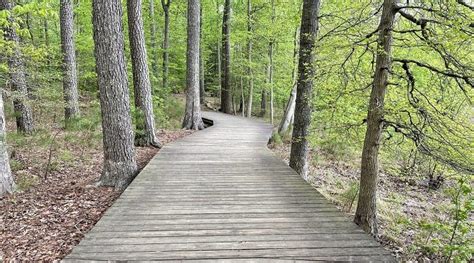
[354,0,396,237]
[161,0,171,91]
[220,0,232,114]
[240,76,245,117]
[269,0,275,125]
[182,0,204,130]
[260,89,266,117]
[43,19,49,47]
[149,0,159,80]
[289,0,320,180]
[127,0,161,148]
[92,0,137,190]
[60,0,80,121]
[199,5,205,105]
[0,93,14,197]
[245,0,253,118]
[278,26,300,136]
[0,0,34,134]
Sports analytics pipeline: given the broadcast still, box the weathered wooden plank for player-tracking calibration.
[64,112,393,261]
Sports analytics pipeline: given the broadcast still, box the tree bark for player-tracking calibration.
[220,0,232,114]
[149,0,159,80]
[92,0,137,190]
[182,0,204,130]
[278,26,300,136]
[268,0,275,125]
[0,93,14,197]
[289,0,320,180]
[199,5,205,105]
[0,0,34,135]
[354,0,396,237]
[127,0,161,148]
[245,0,253,118]
[161,0,171,91]
[260,89,266,117]
[60,0,80,121]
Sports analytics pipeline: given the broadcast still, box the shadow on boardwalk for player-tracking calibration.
[65,111,395,262]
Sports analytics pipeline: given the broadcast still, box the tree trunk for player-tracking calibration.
[268,0,275,125]
[220,0,232,114]
[92,0,137,190]
[0,0,34,134]
[260,89,266,117]
[354,0,396,237]
[182,0,204,130]
[60,0,80,121]
[289,0,320,180]
[0,93,14,197]
[127,0,161,148]
[240,76,245,117]
[149,0,159,81]
[199,5,205,105]
[245,0,253,118]
[278,26,300,136]
[161,0,171,91]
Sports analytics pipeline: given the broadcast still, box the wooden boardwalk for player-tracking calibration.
[65,112,394,262]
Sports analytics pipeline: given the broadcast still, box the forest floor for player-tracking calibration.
[269,141,452,262]
[0,126,193,261]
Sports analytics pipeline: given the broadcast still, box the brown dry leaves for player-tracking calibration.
[0,129,193,261]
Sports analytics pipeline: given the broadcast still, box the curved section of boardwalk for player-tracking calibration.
[65,112,394,262]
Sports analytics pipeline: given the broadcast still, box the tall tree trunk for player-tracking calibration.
[240,76,245,117]
[43,19,49,47]
[220,0,232,114]
[0,93,14,197]
[182,0,204,130]
[161,0,171,91]
[0,0,34,134]
[268,0,275,125]
[149,0,159,81]
[60,0,80,121]
[127,0,161,148]
[245,0,253,118]
[354,0,396,236]
[289,0,320,180]
[92,0,137,190]
[278,26,300,136]
[199,5,205,105]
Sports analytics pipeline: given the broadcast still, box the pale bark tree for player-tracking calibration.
[0,93,14,197]
[92,0,137,190]
[199,5,205,105]
[220,0,232,114]
[182,0,204,130]
[278,26,300,136]
[245,0,253,118]
[127,0,161,148]
[354,0,396,236]
[149,0,159,79]
[0,0,34,134]
[289,0,320,179]
[60,0,80,121]
[161,0,171,91]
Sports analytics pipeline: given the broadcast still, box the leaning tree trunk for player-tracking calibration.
[127,0,161,148]
[0,93,14,197]
[354,0,396,237]
[0,0,34,134]
[161,0,171,91]
[220,0,232,114]
[60,0,80,121]
[245,0,253,118]
[92,0,137,190]
[289,0,320,180]
[278,26,300,136]
[149,0,159,80]
[182,0,204,130]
